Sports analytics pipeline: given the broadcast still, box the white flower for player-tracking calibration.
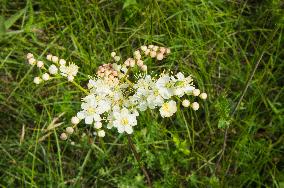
[77,95,101,124]
[71,116,80,124]
[159,100,177,117]
[172,72,195,96]
[193,89,200,96]
[97,130,105,137]
[37,61,44,68]
[60,63,79,79]
[94,121,102,129]
[97,99,111,114]
[66,127,74,134]
[147,93,164,109]
[67,75,74,81]
[113,108,138,134]
[199,93,207,100]
[182,99,190,107]
[33,77,41,84]
[156,74,174,99]
[191,102,199,111]
[42,73,50,81]
[49,64,58,75]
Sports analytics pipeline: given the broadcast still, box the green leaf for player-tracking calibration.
[123,0,137,9]
[0,16,6,35]
[4,8,26,30]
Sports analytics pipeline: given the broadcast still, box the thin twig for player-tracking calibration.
[127,135,152,187]
[215,52,264,173]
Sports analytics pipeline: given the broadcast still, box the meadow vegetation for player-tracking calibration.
[0,0,283,187]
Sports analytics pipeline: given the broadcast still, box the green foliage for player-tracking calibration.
[0,0,283,187]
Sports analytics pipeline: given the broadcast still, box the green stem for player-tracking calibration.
[127,135,152,187]
[71,81,89,95]
[75,148,92,184]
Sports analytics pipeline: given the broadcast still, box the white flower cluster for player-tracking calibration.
[26,53,79,84]
[65,45,207,139]
[27,45,207,140]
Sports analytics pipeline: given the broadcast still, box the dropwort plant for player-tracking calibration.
[26,45,207,186]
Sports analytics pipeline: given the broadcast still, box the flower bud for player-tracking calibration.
[141,46,147,51]
[130,60,136,67]
[193,89,200,96]
[160,47,166,54]
[51,56,59,63]
[166,48,171,54]
[33,77,41,84]
[59,59,66,66]
[46,54,52,61]
[37,61,44,68]
[191,102,199,111]
[60,133,68,140]
[27,53,34,59]
[124,60,130,66]
[153,46,159,52]
[114,56,121,62]
[48,64,58,75]
[141,65,147,71]
[156,53,164,60]
[111,52,116,57]
[150,51,157,58]
[199,93,207,100]
[28,58,36,65]
[137,60,143,67]
[71,116,80,124]
[144,49,150,55]
[97,130,105,137]
[42,73,50,81]
[182,100,190,107]
[66,127,74,134]
[94,121,102,129]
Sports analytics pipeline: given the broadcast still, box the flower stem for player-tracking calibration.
[71,81,89,95]
[127,135,152,187]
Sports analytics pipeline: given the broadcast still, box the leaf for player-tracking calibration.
[123,0,137,9]
[4,8,26,30]
[0,16,6,35]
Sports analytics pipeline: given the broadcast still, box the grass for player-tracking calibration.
[0,0,284,187]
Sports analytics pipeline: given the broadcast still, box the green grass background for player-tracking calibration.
[0,0,284,187]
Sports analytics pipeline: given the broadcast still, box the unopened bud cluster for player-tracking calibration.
[26,53,79,84]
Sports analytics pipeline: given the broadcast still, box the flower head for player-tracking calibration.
[159,100,177,117]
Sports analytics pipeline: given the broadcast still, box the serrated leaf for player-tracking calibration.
[4,8,26,30]
[123,0,137,9]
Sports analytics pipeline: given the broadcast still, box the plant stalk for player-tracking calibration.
[127,135,152,187]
